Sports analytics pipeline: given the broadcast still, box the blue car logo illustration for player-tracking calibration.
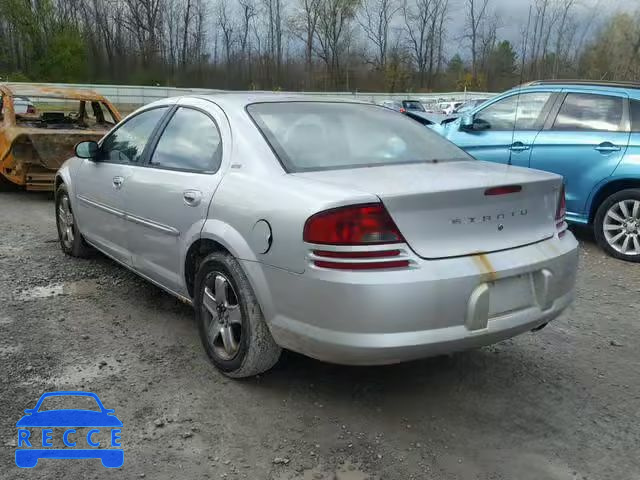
[15,391,123,468]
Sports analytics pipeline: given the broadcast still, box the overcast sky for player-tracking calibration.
[448,0,639,52]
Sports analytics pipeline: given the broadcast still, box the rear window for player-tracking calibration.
[552,93,623,132]
[402,100,425,111]
[631,100,640,132]
[247,102,469,172]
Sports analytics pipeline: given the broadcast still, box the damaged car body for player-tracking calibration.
[0,84,121,191]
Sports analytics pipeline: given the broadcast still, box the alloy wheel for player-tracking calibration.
[57,194,75,249]
[201,272,243,360]
[603,200,640,256]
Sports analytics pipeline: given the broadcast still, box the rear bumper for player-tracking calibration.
[245,233,579,366]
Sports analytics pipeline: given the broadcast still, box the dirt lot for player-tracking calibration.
[0,191,639,480]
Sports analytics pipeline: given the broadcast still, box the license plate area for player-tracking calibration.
[488,274,534,318]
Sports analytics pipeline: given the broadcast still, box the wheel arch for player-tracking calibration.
[184,220,259,299]
[588,178,640,223]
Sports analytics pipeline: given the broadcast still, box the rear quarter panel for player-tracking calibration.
[612,132,640,178]
[582,132,640,221]
[200,99,377,276]
[204,170,376,275]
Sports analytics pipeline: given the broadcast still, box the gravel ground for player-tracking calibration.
[0,191,639,480]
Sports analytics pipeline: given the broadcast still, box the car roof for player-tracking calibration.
[513,80,640,98]
[0,83,106,101]
[145,92,375,111]
[204,92,371,108]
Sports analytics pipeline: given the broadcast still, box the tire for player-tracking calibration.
[594,188,640,262]
[55,184,92,258]
[194,252,281,378]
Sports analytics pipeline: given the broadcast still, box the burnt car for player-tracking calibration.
[0,84,121,191]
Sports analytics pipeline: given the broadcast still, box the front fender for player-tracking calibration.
[55,158,84,228]
[55,163,73,193]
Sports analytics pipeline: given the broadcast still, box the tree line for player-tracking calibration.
[0,0,639,92]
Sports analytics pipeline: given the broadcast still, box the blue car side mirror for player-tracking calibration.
[460,115,490,132]
[24,409,35,414]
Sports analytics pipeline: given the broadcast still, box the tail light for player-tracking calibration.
[304,204,409,270]
[304,203,404,245]
[399,108,407,113]
[26,106,36,114]
[556,184,567,237]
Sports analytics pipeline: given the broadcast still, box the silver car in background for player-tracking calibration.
[55,95,579,377]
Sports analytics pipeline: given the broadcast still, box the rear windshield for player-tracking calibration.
[247,102,469,172]
[402,100,425,111]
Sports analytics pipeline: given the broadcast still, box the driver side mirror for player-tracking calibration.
[75,141,99,159]
[460,115,490,132]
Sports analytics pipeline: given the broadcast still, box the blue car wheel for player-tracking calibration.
[594,188,640,262]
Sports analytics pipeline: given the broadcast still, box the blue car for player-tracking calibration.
[432,80,640,262]
[15,391,123,468]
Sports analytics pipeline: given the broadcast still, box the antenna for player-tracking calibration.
[510,4,533,167]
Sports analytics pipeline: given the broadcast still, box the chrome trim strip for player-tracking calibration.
[76,194,180,237]
[125,214,180,237]
[77,194,125,218]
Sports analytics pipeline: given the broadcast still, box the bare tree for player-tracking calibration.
[359,0,401,70]
[552,0,577,78]
[262,0,284,85]
[122,0,164,67]
[314,0,358,89]
[464,0,490,79]
[217,0,236,84]
[290,0,321,88]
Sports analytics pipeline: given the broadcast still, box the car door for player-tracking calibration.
[529,91,631,219]
[74,107,170,265]
[124,98,227,296]
[444,91,555,167]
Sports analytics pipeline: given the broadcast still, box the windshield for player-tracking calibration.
[247,102,470,172]
[456,102,476,113]
[457,99,488,114]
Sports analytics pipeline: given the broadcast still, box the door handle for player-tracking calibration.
[509,142,530,152]
[594,142,621,153]
[112,176,124,190]
[183,190,202,206]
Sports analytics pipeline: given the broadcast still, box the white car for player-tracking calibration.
[439,101,464,115]
[13,96,37,115]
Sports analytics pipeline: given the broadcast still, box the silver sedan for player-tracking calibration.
[55,95,579,377]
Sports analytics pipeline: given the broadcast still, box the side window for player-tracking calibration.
[552,93,623,132]
[100,107,167,164]
[83,101,116,126]
[149,107,222,172]
[630,100,640,133]
[475,92,552,131]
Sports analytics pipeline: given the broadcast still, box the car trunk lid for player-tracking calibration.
[294,161,561,259]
